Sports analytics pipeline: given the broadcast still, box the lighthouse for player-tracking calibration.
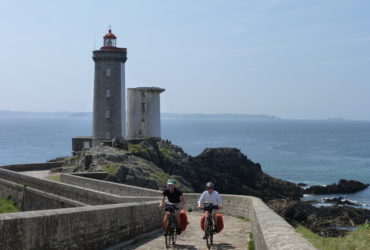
[92,29,127,145]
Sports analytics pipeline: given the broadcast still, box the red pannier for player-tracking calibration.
[200,214,224,233]
[162,210,188,232]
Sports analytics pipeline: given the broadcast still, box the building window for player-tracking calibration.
[142,102,147,112]
[106,110,110,119]
[106,68,111,77]
[106,90,111,97]
[106,132,111,139]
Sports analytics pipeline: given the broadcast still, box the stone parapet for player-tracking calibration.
[0,162,63,172]
[61,173,162,197]
[0,168,157,205]
[0,202,162,250]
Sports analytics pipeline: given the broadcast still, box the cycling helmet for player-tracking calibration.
[206,182,214,188]
[167,178,176,185]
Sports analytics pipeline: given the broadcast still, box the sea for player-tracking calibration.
[0,116,369,208]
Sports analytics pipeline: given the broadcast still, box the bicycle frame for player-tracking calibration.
[163,203,178,248]
[202,203,219,249]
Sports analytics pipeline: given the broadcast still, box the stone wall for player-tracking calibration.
[183,193,315,250]
[0,162,63,171]
[0,201,162,250]
[0,168,158,205]
[61,173,162,197]
[0,178,86,210]
[59,174,315,249]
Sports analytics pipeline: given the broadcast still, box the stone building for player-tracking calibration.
[127,87,165,139]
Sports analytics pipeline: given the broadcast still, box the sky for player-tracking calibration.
[0,0,369,120]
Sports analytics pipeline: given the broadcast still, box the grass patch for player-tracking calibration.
[159,147,174,159]
[248,232,254,250]
[128,144,151,155]
[0,197,19,213]
[296,223,370,250]
[236,215,250,222]
[100,162,121,174]
[46,175,61,182]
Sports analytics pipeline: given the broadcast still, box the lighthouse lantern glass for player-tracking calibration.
[104,38,116,47]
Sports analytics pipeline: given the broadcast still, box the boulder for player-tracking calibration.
[305,179,369,195]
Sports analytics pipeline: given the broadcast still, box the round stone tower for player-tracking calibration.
[92,29,127,145]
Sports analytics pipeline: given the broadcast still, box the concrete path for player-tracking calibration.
[122,212,251,250]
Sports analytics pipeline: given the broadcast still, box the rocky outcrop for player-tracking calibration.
[125,139,302,201]
[324,197,360,206]
[268,199,370,237]
[304,179,369,195]
[65,146,194,192]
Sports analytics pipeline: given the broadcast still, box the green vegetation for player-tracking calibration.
[46,175,61,182]
[296,223,370,250]
[159,147,174,159]
[128,143,151,155]
[248,232,254,250]
[187,208,193,212]
[0,196,19,213]
[236,215,251,222]
[100,162,121,174]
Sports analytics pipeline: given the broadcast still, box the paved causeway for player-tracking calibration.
[124,212,251,250]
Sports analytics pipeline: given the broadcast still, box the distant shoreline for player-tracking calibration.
[1,110,369,121]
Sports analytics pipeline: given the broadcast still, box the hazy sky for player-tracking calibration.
[1,0,369,119]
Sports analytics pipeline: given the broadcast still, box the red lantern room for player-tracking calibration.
[103,29,117,47]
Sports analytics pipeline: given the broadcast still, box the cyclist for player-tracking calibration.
[197,181,223,239]
[159,178,185,234]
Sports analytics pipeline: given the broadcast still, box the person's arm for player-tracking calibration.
[179,195,185,209]
[197,192,205,208]
[158,195,166,208]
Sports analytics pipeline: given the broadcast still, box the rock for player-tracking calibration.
[267,199,370,237]
[324,197,360,206]
[297,183,307,187]
[305,179,369,195]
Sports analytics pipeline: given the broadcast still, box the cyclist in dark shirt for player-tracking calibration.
[159,178,185,234]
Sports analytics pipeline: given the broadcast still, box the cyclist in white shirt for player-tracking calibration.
[197,182,223,238]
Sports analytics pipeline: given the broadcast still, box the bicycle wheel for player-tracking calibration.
[205,217,213,249]
[164,219,171,248]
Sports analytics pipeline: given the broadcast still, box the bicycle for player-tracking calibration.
[162,203,178,248]
[202,203,219,249]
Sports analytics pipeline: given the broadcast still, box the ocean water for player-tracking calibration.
[0,116,369,207]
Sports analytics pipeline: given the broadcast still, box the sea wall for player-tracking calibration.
[61,173,162,197]
[0,178,86,210]
[0,168,158,205]
[0,201,162,250]
[0,162,63,171]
